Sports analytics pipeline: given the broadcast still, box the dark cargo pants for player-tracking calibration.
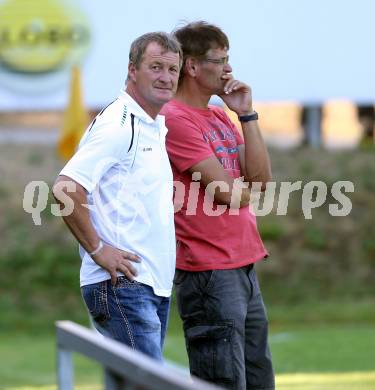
[174,264,275,390]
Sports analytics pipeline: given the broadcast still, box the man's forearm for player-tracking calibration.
[53,178,100,253]
[212,182,251,207]
[241,119,272,188]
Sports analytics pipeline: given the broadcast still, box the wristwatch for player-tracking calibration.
[238,111,258,122]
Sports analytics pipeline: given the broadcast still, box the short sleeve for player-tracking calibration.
[165,114,214,173]
[59,118,132,193]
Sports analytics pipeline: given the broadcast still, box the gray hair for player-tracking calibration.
[129,32,182,69]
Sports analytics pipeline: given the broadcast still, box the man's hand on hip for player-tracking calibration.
[92,244,141,285]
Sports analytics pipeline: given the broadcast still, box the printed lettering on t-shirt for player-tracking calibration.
[202,121,240,175]
[202,127,236,143]
[218,157,240,170]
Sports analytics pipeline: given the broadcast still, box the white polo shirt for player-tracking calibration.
[60,90,176,297]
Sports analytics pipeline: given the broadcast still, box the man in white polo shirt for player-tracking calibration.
[53,32,181,360]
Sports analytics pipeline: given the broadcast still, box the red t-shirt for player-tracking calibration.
[162,99,267,271]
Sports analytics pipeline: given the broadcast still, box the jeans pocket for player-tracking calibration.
[185,320,234,382]
[81,281,110,324]
[192,270,216,293]
[115,276,140,289]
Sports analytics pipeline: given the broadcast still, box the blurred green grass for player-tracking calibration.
[1,312,375,389]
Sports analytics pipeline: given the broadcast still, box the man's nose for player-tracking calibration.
[158,69,171,83]
[223,62,232,73]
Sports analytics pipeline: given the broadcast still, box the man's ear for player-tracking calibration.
[128,62,136,83]
[185,57,199,77]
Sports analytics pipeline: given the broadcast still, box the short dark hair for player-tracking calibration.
[129,32,182,69]
[172,21,230,82]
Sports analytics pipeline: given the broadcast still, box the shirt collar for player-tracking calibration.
[118,89,165,126]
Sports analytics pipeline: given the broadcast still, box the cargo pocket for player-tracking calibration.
[81,282,110,324]
[185,321,234,382]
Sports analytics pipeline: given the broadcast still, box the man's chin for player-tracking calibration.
[212,84,226,96]
[155,91,174,103]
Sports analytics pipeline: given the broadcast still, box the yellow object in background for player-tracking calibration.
[57,66,88,160]
[322,100,362,148]
[224,102,303,148]
[0,0,91,74]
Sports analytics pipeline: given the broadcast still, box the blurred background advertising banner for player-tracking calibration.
[0,0,91,109]
[0,0,374,110]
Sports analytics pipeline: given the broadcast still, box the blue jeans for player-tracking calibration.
[81,277,170,361]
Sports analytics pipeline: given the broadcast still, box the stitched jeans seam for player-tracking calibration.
[112,285,136,349]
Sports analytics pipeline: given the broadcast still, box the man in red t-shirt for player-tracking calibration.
[161,22,274,389]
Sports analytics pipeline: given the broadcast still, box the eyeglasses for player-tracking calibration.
[201,56,229,65]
